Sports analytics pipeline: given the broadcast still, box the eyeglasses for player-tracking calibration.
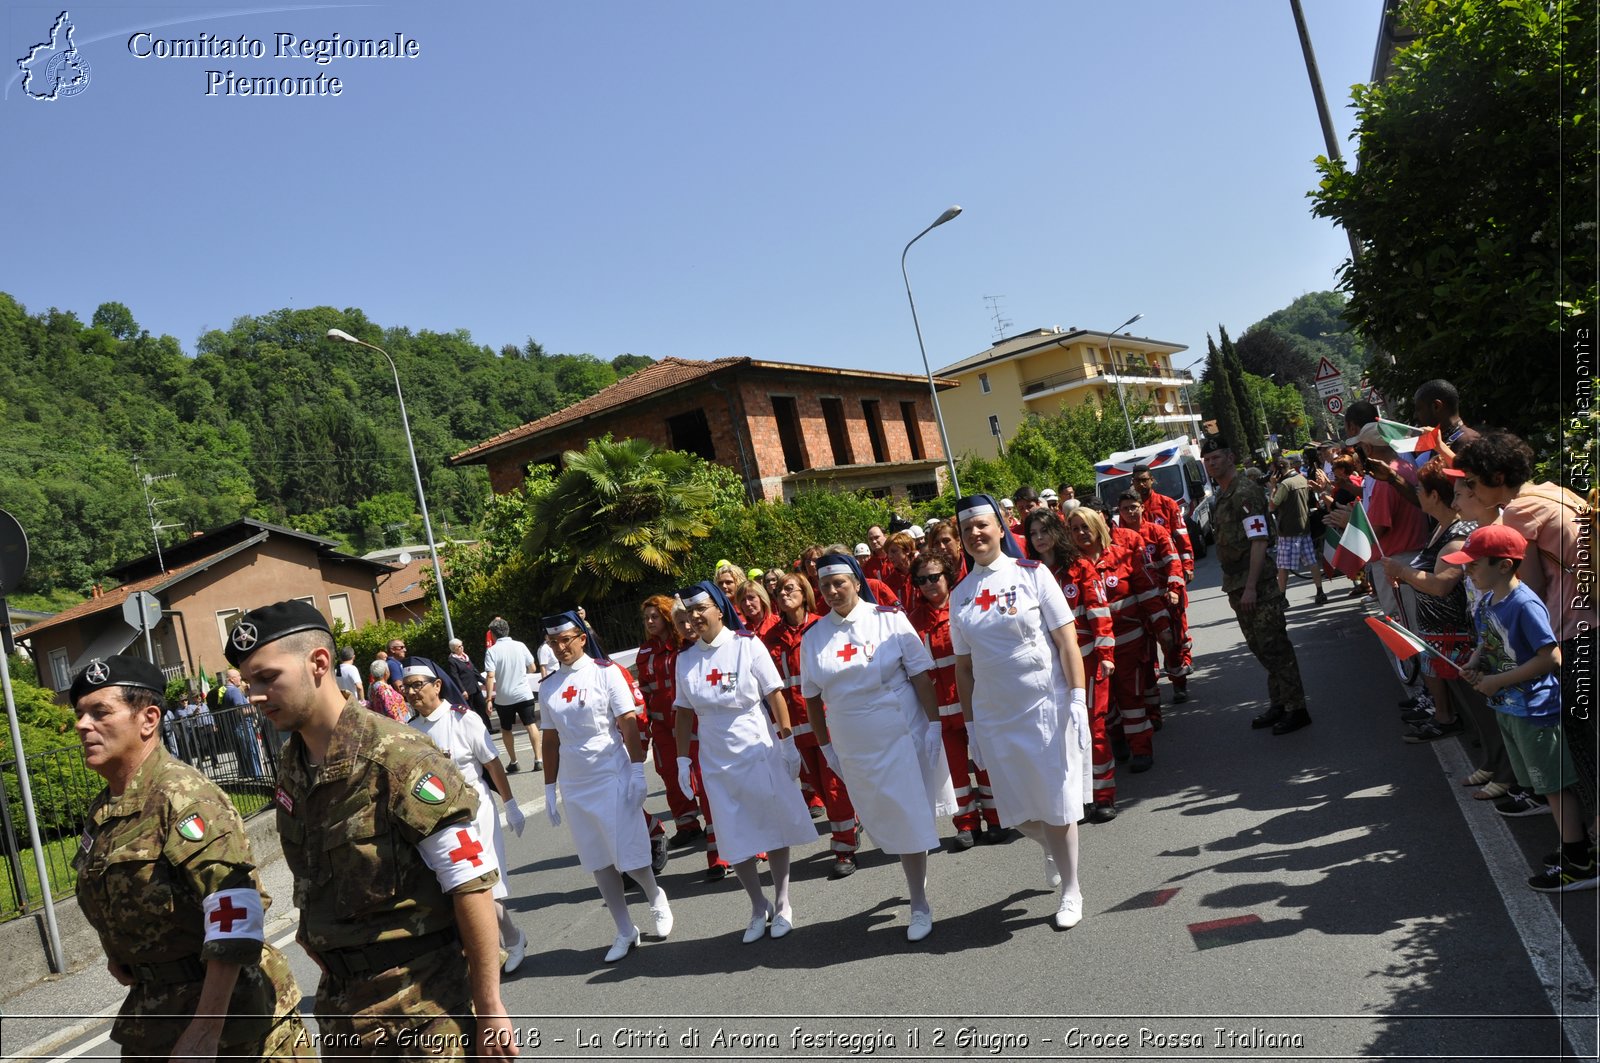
[545,633,582,648]
[399,680,434,693]
[913,573,946,586]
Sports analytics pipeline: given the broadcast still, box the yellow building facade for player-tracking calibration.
[934,326,1198,458]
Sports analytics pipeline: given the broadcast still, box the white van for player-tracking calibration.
[1093,436,1214,556]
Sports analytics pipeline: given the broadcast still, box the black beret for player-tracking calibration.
[1199,435,1232,456]
[223,599,331,666]
[69,654,167,705]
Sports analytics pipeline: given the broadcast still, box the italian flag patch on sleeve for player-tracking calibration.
[176,813,206,842]
[412,773,447,804]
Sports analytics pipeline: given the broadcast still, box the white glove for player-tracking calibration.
[924,719,943,763]
[676,756,694,799]
[1070,687,1090,751]
[544,783,561,827]
[969,732,985,774]
[780,735,802,779]
[505,798,527,838]
[818,743,841,777]
[626,762,648,808]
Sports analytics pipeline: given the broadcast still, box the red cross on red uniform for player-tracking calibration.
[705,669,723,686]
[974,588,998,612]
[448,829,484,867]
[562,686,578,702]
[209,895,246,932]
[836,643,858,662]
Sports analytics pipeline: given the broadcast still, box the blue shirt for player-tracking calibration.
[1473,581,1560,722]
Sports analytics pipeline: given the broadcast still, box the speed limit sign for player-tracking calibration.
[1324,394,1344,415]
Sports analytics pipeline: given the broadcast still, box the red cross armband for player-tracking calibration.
[202,887,265,943]
[1243,514,1269,540]
[418,823,496,893]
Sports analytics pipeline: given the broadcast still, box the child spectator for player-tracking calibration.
[1446,526,1594,892]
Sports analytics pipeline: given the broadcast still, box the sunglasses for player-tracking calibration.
[913,573,946,586]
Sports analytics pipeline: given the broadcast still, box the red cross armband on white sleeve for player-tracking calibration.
[418,823,496,892]
[1243,514,1269,540]
[202,888,265,943]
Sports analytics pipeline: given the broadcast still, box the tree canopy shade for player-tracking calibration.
[1309,0,1596,441]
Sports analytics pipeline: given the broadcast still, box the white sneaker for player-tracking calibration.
[1044,853,1062,889]
[906,908,934,942]
[649,890,674,939]
[502,928,527,973]
[1054,894,1083,930]
[604,925,640,963]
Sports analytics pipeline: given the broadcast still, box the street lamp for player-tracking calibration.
[1104,312,1144,449]
[326,328,456,645]
[901,205,964,498]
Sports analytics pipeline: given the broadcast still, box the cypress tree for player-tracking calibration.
[1203,333,1246,455]
[1220,324,1266,460]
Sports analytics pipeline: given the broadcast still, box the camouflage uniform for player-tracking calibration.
[73,745,308,1060]
[1214,472,1308,714]
[277,696,498,1058]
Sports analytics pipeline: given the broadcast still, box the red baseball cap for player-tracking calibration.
[1440,524,1527,564]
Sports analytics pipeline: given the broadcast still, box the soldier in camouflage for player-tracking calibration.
[70,654,309,1061]
[1201,437,1312,735]
[227,600,517,1059]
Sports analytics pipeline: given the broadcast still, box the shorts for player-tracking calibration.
[496,698,539,729]
[1497,712,1577,796]
[1275,534,1318,572]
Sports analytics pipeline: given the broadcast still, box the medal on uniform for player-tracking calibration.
[722,669,739,691]
[1003,587,1018,615]
[863,640,877,662]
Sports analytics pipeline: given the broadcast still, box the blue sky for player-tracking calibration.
[3,0,1380,380]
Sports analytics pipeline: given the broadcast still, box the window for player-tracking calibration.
[899,401,925,460]
[819,397,853,465]
[293,595,316,607]
[860,400,888,463]
[979,373,991,394]
[216,608,245,646]
[666,409,716,461]
[988,414,1002,438]
[329,593,355,631]
[49,648,69,691]
[907,481,939,503]
[769,395,808,473]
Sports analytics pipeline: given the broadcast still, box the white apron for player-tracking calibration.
[409,704,508,899]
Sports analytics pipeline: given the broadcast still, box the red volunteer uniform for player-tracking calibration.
[762,616,860,861]
[909,597,1000,834]
[635,637,699,833]
[1140,489,1194,692]
[1126,517,1185,724]
[1054,556,1117,808]
[1098,527,1172,761]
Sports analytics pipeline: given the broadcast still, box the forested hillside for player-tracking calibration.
[0,294,647,597]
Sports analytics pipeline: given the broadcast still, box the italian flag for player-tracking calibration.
[177,813,206,842]
[1371,419,1442,459]
[1324,500,1380,579]
[413,773,447,804]
[1363,616,1450,664]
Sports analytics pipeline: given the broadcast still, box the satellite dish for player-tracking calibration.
[0,509,29,595]
[397,551,414,566]
[1164,402,1176,414]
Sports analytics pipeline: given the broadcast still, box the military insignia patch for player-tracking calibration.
[177,813,206,842]
[230,621,259,651]
[275,786,294,814]
[413,773,447,804]
[84,660,111,685]
[1064,584,1079,600]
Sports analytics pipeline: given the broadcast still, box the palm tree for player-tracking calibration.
[525,437,716,598]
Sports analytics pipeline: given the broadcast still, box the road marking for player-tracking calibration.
[1434,737,1596,1057]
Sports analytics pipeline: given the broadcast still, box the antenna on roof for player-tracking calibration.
[983,295,1013,343]
[131,455,181,573]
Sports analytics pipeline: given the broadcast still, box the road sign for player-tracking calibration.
[1315,378,1344,397]
[1325,394,1345,415]
[1314,356,1341,381]
[122,590,161,631]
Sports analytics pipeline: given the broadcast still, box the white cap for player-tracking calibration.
[1001,498,1014,509]
[908,525,925,540]
[853,542,870,557]
[1040,488,1058,500]
[923,518,940,529]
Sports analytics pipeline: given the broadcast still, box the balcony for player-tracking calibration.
[1021,360,1195,400]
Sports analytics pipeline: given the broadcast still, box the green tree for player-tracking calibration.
[1219,326,1266,459]
[1201,335,1246,453]
[1309,0,1595,443]
[525,437,717,598]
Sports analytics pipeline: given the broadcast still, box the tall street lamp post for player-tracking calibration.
[901,206,963,498]
[327,328,456,645]
[1104,312,1144,449]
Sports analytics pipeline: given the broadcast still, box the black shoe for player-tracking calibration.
[1271,708,1313,735]
[1129,753,1154,773]
[981,824,1013,845]
[1251,705,1286,730]
[953,829,976,851]
[1400,707,1435,724]
[1150,715,1164,733]
[1111,737,1131,762]
[828,856,857,880]
[1173,689,1190,704]
[505,761,520,774]
[705,863,730,881]
[809,803,827,820]
[1086,803,1119,824]
[1398,695,1420,709]
[1404,717,1463,743]
[651,833,669,874]
[668,824,704,849]
[531,759,544,772]
[1314,590,1329,605]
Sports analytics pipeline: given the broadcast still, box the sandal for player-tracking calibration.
[1472,781,1511,800]
[1462,768,1494,787]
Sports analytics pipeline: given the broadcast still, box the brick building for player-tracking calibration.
[450,356,958,503]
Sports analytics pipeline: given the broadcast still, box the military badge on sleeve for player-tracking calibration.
[412,773,448,804]
[1244,515,1269,539]
[176,813,207,842]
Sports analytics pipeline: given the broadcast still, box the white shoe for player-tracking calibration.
[742,904,772,944]
[604,925,640,963]
[1044,853,1062,889]
[1054,894,1083,930]
[502,928,527,973]
[649,891,674,939]
[770,911,794,939]
[907,908,934,942]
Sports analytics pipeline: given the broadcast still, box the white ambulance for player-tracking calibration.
[1092,436,1214,556]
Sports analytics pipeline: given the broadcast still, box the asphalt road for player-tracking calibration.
[10,553,1597,1061]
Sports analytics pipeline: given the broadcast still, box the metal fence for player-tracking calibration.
[0,706,280,920]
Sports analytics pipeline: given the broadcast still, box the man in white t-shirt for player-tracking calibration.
[335,645,364,701]
[484,616,542,771]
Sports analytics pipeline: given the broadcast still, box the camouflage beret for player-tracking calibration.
[69,654,167,705]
